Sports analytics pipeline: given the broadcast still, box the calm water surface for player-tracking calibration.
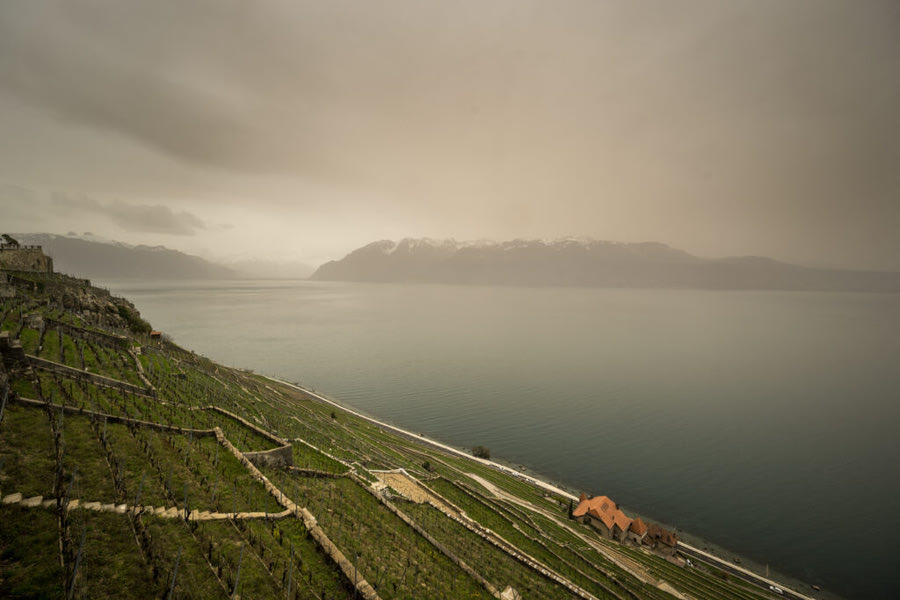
[106,279,900,600]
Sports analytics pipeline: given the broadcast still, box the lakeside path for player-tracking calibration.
[270,376,817,600]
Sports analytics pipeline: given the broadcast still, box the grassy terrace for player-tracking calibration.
[0,273,792,600]
[424,477,671,600]
[260,470,493,599]
[402,502,575,600]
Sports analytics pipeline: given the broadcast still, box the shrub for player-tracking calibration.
[117,305,151,334]
[472,445,491,459]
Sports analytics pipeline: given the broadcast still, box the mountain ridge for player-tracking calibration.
[12,233,315,280]
[311,237,900,292]
[14,233,235,280]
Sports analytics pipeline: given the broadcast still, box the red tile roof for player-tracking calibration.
[573,495,633,532]
[646,523,678,547]
[629,517,648,536]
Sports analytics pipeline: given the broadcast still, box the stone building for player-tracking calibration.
[627,516,649,544]
[572,493,678,554]
[645,523,679,557]
[0,243,54,274]
[572,494,633,542]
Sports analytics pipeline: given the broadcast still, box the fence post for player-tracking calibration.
[67,527,86,600]
[0,382,8,427]
[66,465,78,502]
[286,542,293,599]
[135,472,146,508]
[232,543,244,600]
[167,545,182,600]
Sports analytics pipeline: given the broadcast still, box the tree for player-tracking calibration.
[472,445,491,459]
[2,234,19,246]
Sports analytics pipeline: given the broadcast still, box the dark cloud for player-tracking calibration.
[51,193,206,235]
[0,1,898,269]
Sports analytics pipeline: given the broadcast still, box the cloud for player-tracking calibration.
[0,1,899,269]
[51,193,206,235]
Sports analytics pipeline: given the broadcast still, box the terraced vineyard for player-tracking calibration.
[0,272,796,599]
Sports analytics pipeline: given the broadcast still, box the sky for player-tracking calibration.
[1,0,898,270]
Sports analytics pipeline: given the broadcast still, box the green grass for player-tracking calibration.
[292,442,349,474]
[64,511,157,599]
[260,471,494,599]
[0,405,57,498]
[403,501,576,600]
[0,505,65,598]
[19,327,40,355]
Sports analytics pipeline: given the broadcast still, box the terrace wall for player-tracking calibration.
[44,317,129,350]
[243,444,293,468]
[28,355,157,397]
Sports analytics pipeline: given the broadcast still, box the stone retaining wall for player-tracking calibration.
[207,406,286,446]
[27,355,156,397]
[351,473,502,598]
[421,478,601,600]
[287,466,348,479]
[243,444,293,469]
[213,428,381,600]
[44,317,129,350]
[128,347,155,391]
[11,396,217,438]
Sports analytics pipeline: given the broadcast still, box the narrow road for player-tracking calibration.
[678,544,815,600]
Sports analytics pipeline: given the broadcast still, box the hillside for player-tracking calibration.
[0,270,815,599]
[15,234,235,280]
[311,238,900,292]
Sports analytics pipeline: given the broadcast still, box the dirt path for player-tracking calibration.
[1,492,295,521]
[373,470,460,517]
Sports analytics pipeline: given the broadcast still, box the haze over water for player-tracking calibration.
[109,279,900,600]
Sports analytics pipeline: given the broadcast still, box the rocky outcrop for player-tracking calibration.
[56,285,149,332]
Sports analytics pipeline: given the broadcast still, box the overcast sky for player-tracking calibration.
[1,0,898,269]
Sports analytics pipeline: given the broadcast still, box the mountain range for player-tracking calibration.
[311,238,900,292]
[15,233,234,280]
[14,234,314,280]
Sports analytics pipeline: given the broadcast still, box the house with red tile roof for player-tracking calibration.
[627,516,649,544]
[572,494,633,542]
[645,523,679,557]
[572,494,678,556]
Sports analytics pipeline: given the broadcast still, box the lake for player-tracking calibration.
[105,279,900,599]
